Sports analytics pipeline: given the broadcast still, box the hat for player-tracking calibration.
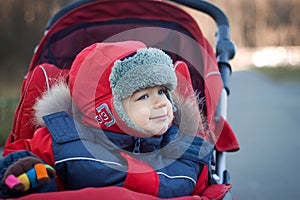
[109,47,177,134]
[68,41,177,135]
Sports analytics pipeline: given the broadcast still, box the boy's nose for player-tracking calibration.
[153,97,167,108]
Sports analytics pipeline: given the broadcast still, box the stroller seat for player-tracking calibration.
[4,63,69,147]
[2,0,239,199]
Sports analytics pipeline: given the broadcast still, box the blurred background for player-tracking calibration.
[0,0,300,199]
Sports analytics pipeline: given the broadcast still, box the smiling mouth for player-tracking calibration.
[150,115,167,120]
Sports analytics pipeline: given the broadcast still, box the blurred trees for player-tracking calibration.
[210,0,300,47]
[0,0,299,71]
[0,0,72,70]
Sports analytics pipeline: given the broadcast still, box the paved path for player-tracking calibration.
[226,69,300,199]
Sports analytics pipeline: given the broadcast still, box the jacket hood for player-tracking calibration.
[67,41,150,136]
[34,41,207,139]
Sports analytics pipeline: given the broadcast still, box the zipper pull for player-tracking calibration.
[133,138,141,154]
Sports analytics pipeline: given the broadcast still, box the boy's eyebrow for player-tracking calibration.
[132,90,142,96]
[132,89,147,96]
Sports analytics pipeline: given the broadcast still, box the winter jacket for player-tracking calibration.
[0,111,213,198]
[1,42,214,198]
[0,79,213,198]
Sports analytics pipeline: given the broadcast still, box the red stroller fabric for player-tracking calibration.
[4,63,68,145]
[3,0,239,199]
[6,185,231,200]
[4,0,238,152]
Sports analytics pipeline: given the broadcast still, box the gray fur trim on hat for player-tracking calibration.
[110,47,176,98]
[109,47,177,134]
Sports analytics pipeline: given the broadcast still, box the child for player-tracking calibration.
[0,41,213,198]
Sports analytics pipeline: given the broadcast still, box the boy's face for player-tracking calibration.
[121,86,173,136]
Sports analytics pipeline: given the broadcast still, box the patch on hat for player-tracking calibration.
[95,103,116,127]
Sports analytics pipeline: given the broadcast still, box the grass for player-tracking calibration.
[0,96,19,147]
[0,64,24,148]
[253,66,300,82]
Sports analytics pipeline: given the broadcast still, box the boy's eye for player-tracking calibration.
[158,88,167,95]
[137,94,149,101]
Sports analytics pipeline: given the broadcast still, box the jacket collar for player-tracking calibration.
[101,125,178,153]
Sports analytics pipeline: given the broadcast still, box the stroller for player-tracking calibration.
[2,0,239,199]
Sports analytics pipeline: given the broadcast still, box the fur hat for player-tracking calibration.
[109,47,177,134]
[67,41,177,136]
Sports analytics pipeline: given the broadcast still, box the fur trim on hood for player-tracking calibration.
[172,89,209,137]
[33,80,72,127]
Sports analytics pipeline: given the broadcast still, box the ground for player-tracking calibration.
[227,69,300,199]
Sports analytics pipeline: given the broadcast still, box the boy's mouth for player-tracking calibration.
[150,115,167,121]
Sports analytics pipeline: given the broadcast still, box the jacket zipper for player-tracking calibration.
[133,137,141,154]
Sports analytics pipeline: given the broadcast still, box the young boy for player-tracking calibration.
[0,41,213,198]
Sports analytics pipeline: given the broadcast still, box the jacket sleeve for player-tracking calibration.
[1,128,57,198]
[0,150,57,199]
[3,127,55,166]
[157,136,213,198]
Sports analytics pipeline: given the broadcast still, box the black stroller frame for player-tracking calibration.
[41,0,237,186]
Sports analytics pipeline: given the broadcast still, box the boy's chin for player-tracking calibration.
[150,126,170,136]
